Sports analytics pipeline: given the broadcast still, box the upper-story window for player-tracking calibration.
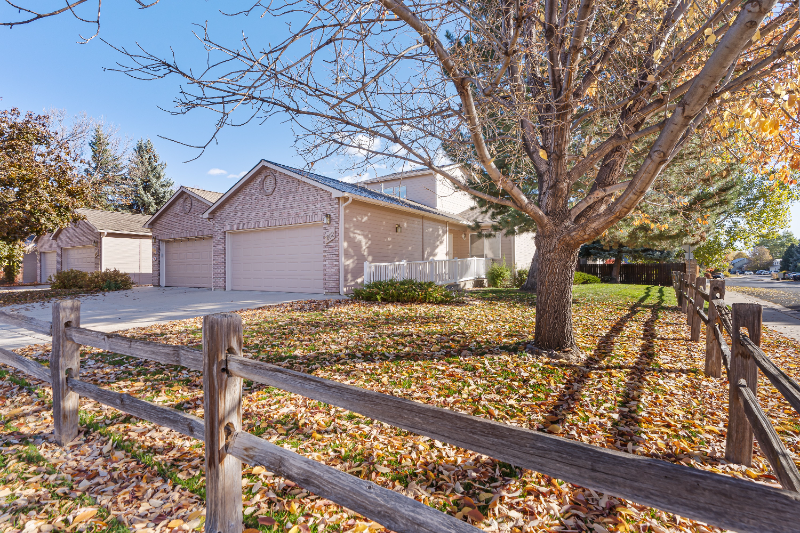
[382,185,407,198]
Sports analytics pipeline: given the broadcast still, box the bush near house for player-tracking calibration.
[351,279,456,303]
[49,269,133,291]
[574,271,601,285]
[487,260,512,288]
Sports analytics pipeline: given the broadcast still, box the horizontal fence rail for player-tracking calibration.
[3,300,800,532]
[673,271,800,494]
[364,257,492,285]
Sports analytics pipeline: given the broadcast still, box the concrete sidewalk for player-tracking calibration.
[725,289,800,343]
[0,286,343,349]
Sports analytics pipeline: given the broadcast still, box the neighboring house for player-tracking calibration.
[730,257,749,271]
[771,258,782,272]
[31,208,153,284]
[145,160,536,294]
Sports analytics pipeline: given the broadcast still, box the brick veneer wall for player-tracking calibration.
[35,221,100,283]
[148,190,216,286]
[208,167,340,293]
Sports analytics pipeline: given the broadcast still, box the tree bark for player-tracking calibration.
[520,249,539,292]
[611,252,622,283]
[533,232,580,352]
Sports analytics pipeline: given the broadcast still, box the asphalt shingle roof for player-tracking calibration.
[185,187,224,204]
[265,160,465,221]
[77,208,151,234]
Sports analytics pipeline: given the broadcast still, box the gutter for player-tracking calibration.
[339,195,353,295]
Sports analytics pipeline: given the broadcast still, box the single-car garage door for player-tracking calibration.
[229,224,323,292]
[40,252,56,283]
[164,238,212,288]
[63,246,95,272]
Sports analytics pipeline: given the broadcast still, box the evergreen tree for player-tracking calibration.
[781,244,799,272]
[127,139,174,215]
[84,125,130,210]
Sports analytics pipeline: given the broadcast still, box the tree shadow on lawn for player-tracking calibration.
[539,286,656,428]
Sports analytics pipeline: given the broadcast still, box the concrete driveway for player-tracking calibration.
[0,286,343,349]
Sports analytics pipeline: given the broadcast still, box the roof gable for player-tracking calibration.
[77,209,151,234]
[144,186,221,228]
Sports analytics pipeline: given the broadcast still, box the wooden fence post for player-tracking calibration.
[203,313,244,533]
[51,300,81,446]
[678,274,685,312]
[705,279,725,378]
[691,277,705,342]
[725,303,761,466]
[686,271,697,325]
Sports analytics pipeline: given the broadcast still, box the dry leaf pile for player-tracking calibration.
[0,285,798,533]
[0,289,101,309]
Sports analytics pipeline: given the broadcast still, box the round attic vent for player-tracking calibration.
[182,196,193,214]
[262,172,277,196]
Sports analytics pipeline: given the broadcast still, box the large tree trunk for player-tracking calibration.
[611,252,622,283]
[533,231,581,353]
[520,249,539,292]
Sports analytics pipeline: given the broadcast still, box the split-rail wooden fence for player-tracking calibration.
[672,271,800,490]
[1,299,800,533]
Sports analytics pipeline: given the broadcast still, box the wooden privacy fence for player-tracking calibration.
[577,262,685,286]
[672,271,800,491]
[2,301,800,533]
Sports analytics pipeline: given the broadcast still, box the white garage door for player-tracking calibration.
[164,239,212,288]
[40,252,56,283]
[63,246,95,272]
[229,224,324,293]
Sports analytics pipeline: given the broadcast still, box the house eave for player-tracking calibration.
[145,186,215,228]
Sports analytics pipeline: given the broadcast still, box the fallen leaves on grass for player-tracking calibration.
[0,289,101,309]
[0,286,798,533]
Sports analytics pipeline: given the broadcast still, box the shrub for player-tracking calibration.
[351,279,456,303]
[49,268,133,291]
[574,271,601,284]
[49,269,90,290]
[487,260,512,288]
[514,268,529,288]
[88,269,133,291]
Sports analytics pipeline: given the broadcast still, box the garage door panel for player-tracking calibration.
[41,252,56,283]
[165,239,212,288]
[63,246,95,272]
[230,225,323,293]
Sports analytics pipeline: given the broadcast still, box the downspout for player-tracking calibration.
[339,195,353,295]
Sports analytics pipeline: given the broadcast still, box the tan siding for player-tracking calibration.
[103,235,153,284]
[423,219,448,260]
[436,174,477,214]
[343,200,425,290]
[450,229,470,259]
[514,232,536,270]
[365,175,437,208]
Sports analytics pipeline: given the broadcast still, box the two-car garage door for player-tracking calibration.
[229,224,323,293]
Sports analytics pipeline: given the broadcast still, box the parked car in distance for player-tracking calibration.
[744,271,753,275]
[792,273,800,282]
[712,272,725,279]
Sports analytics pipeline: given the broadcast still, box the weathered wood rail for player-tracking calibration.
[3,301,800,532]
[672,272,800,492]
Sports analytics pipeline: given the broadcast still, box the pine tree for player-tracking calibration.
[781,244,797,272]
[84,125,130,210]
[127,139,174,215]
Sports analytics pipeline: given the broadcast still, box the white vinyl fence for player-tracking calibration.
[364,257,493,285]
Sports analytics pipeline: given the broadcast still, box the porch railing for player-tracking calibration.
[364,257,492,285]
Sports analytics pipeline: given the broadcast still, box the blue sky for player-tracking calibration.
[0,1,361,191]
[3,2,800,239]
